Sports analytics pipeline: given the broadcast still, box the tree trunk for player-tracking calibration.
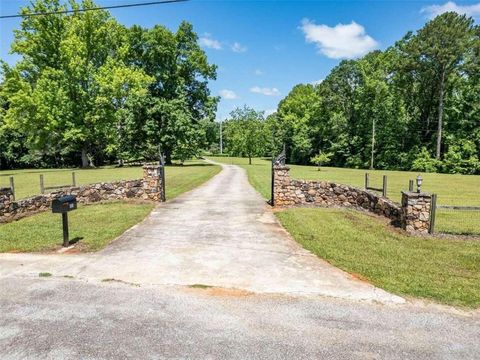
[165,150,172,166]
[248,155,252,165]
[436,69,446,160]
[81,148,89,168]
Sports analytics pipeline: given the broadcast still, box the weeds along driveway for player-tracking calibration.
[0,162,402,304]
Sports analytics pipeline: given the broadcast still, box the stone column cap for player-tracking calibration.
[401,191,431,197]
[143,163,161,168]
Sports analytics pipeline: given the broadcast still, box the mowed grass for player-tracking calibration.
[209,157,480,235]
[0,160,220,200]
[0,202,155,252]
[0,161,221,252]
[276,208,480,308]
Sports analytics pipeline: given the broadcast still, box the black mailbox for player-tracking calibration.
[52,195,77,214]
[51,195,77,247]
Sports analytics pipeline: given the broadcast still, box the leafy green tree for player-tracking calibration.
[127,22,218,164]
[402,12,477,159]
[310,151,332,171]
[223,106,266,165]
[3,0,151,167]
[276,84,320,164]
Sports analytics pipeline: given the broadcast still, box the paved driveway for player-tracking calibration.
[1,163,479,359]
[0,163,401,303]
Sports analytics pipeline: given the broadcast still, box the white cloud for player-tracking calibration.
[254,69,264,76]
[199,34,222,50]
[264,109,277,117]
[231,42,247,53]
[219,89,238,100]
[250,86,281,96]
[421,1,480,18]
[300,19,379,59]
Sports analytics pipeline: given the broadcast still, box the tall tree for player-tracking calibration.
[223,106,266,165]
[403,12,476,159]
[127,22,218,164]
[2,0,151,167]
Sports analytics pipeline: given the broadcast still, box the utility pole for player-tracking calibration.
[370,117,375,170]
[219,120,223,154]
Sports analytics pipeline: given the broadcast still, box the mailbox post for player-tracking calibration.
[51,195,77,247]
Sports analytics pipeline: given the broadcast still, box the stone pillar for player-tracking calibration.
[142,165,164,202]
[273,165,293,206]
[401,191,432,234]
[0,187,15,221]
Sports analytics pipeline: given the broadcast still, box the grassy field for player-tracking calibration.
[0,202,155,252]
[210,157,480,235]
[276,208,480,308]
[0,161,220,252]
[0,160,220,200]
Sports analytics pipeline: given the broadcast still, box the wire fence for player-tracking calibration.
[431,200,480,236]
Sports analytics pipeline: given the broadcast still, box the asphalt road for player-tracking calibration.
[1,277,479,359]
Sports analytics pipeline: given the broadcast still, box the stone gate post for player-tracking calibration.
[401,191,432,234]
[272,165,294,206]
[142,164,165,202]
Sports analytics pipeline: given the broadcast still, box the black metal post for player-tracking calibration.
[429,194,437,234]
[365,173,369,190]
[382,175,387,197]
[270,156,275,207]
[62,212,69,247]
[409,179,414,192]
[72,172,76,187]
[160,165,166,202]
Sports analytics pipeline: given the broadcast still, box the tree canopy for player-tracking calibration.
[267,12,480,174]
[0,0,217,168]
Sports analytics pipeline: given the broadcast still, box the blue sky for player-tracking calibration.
[1,0,480,121]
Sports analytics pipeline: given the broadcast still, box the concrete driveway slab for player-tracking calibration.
[0,163,402,303]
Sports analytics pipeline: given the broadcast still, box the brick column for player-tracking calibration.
[401,191,432,234]
[273,165,294,206]
[142,165,164,202]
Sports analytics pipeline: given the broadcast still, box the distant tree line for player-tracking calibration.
[223,12,480,174]
[0,0,218,169]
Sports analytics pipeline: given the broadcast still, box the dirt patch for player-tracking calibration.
[186,285,254,298]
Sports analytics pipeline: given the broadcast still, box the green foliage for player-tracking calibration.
[310,151,332,170]
[411,147,441,173]
[0,0,216,169]
[270,12,480,174]
[223,106,267,164]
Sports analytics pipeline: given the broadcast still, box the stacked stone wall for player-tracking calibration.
[273,165,433,234]
[273,166,401,225]
[0,165,164,223]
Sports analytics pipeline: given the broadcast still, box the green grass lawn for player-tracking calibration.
[0,202,155,252]
[209,156,480,235]
[0,160,220,200]
[0,161,220,252]
[276,208,480,308]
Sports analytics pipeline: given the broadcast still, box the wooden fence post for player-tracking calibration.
[72,172,76,187]
[382,175,387,197]
[9,176,15,201]
[409,179,414,192]
[429,193,437,234]
[40,174,45,194]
